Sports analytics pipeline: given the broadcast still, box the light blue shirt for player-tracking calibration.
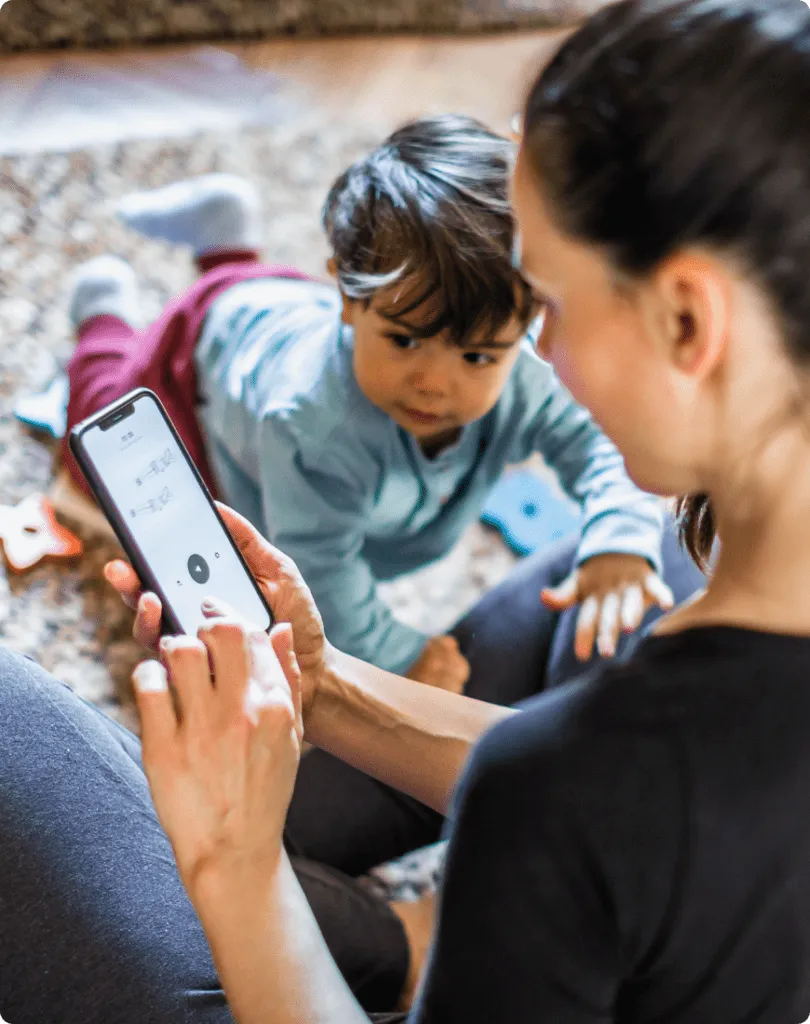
[196,277,663,674]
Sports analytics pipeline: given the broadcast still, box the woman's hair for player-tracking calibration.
[522,0,810,569]
[323,114,534,345]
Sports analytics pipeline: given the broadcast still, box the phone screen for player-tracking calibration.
[80,393,272,636]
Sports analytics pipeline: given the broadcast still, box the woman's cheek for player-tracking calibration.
[547,334,586,402]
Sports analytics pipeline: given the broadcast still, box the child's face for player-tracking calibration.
[344,287,525,444]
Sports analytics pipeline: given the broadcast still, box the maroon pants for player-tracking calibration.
[63,249,313,497]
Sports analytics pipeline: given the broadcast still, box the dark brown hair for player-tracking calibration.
[323,114,534,345]
[522,0,810,567]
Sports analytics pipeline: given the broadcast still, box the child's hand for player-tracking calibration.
[541,553,674,661]
[406,635,471,693]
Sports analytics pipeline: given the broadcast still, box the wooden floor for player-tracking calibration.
[0,29,570,141]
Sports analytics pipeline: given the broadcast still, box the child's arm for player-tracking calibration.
[257,414,430,676]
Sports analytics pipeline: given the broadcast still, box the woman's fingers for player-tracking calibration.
[198,617,253,723]
[133,592,164,650]
[104,559,164,650]
[132,660,177,751]
[541,571,580,611]
[643,573,675,611]
[574,595,600,661]
[620,584,645,634]
[104,559,142,610]
[270,623,303,735]
[597,592,621,659]
[160,635,214,730]
[216,503,293,583]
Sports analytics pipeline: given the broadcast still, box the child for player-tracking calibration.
[63,115,672,688]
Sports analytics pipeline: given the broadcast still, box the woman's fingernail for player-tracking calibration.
[132,660,168,693]
[202,596,226,614]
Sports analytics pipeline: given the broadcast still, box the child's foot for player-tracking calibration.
[69,255,141,331]
[115,174,262,257]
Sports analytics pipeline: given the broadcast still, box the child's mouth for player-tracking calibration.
[399,406,449,426]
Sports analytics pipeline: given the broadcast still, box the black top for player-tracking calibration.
[415,627,810,1023]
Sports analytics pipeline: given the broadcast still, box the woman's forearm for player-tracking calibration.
[306,646,516,815]
[195,853,369,1024]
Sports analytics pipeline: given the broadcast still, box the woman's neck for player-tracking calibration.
[660,427,810,638]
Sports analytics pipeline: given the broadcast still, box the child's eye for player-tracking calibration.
[387,333,418,351]
[463,351,496,367]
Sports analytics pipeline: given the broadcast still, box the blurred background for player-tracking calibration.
[0,1,608,728]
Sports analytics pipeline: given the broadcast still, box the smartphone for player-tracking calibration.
[70,387,273,637]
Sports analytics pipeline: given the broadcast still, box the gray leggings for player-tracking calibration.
[0,523,703,1022]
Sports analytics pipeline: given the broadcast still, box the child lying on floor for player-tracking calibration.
[63,115,672,689]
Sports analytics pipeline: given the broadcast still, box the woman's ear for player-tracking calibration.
[326,256,338,279]
[656,253,729,379]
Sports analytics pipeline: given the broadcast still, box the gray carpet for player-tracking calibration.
[0,0,615,54]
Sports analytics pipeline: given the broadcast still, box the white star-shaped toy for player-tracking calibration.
[0,494,83,572]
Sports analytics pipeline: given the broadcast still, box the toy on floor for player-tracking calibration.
[481,469,581,557]
[0,494,84,572]
[13,373,70,439]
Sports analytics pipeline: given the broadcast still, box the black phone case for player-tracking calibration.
[69,386,273,637]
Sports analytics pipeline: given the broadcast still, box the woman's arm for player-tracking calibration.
[194,852,369,1024]
[133,627,371,1024]
[309,646,515,814]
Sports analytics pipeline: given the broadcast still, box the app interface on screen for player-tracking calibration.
[82,396,270,636]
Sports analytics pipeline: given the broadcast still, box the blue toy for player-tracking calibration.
[481,469,581,557]
[14,374,69,440]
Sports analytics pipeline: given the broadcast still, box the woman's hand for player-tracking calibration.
[541,553,674,660]
[132,617,303,899]
[105,503,327,721]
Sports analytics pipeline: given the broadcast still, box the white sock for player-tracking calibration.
[68,256,140,330]
[115,173,263,256]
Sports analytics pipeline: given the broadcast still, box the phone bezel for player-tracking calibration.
[69,387,273,637]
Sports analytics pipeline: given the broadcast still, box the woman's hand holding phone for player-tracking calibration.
[106,503,327,723]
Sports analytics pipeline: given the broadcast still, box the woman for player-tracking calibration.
[121,0,810,1021]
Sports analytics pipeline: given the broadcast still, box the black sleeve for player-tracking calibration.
[411,685,675,1024]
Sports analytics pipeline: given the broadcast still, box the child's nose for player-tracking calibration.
[409,356,451,397]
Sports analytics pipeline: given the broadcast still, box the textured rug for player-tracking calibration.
[0,107,517,735]
[0,0,615,53]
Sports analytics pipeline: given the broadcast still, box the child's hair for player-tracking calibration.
[522,0,810,569]
[323,114,534,345]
